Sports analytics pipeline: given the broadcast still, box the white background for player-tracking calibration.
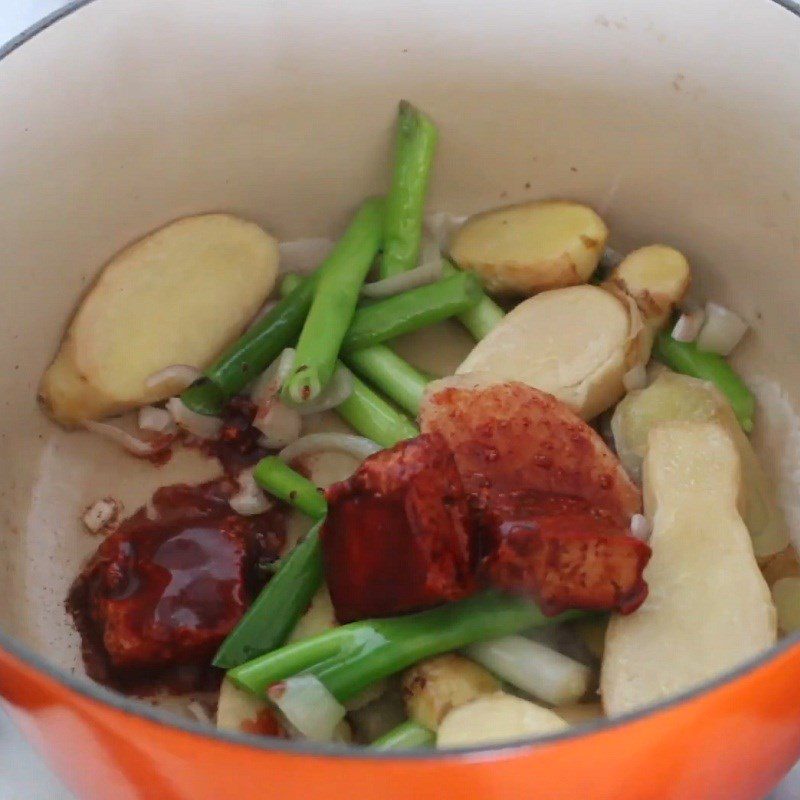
[0,2,798,798]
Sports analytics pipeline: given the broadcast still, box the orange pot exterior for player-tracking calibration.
[2,641,800,800]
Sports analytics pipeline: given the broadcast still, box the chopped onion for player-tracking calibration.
[144,364,202,392]
[254,400,302,449]
[187,701,213,725]
[278,238,335,276]
[166,397,223,440]
[81,497,122,534]
[229,469,272,516]
[361,238,443,298]
[425,211,467,252]
[772,577,800,634]
[279,433,381,464]
[630,513,652,541]
[696,302,748,356]
[138,406,178,434]
[622,364,648,392]
[287,364,353,416]
[84,420,172,458]
[250,348,296,405]
[671,308,705,343]
[268,675,345,742]
[466,635,591,706]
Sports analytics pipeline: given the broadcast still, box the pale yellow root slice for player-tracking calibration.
[449,200,608,296]
[402,654,499,731]
[287,585,337,644]
[456,284,637,420]
[601,421,777,717]
[610,370,788,559]
[436,693,568,748]
[40,213,279,425]
[216,677,270,733]
[606,245,690,334]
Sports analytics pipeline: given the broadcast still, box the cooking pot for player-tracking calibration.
[2,1,800,798]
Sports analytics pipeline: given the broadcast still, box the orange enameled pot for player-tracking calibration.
[2,1,800,798]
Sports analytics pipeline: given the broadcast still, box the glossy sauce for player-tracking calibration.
[68,478,286,693]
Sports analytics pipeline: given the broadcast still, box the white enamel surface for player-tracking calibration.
[0,2,799,789]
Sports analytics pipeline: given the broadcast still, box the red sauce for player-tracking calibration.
[194,397,272,476]
[67,477,286,694]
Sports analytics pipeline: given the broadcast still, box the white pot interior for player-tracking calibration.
[1,0,799,720]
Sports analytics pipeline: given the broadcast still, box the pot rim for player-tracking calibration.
[1,0,799,762]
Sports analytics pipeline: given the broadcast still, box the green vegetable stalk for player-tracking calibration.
[340,272,481,352]
[441,261,505,340]
[228,591,581,702]
[371,720,435,750]
[343,345,427,416]
[654,331,755,432]
[214,459,328,669]
[181,276,318,415]
[380,102,438,279]
[283,197,384,405]
[336,371,419,448]
[253,457,328,519]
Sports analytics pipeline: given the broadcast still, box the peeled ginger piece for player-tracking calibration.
[40,214,279,425]
[601,421,777,716]
[437,693,568,748]
[457,285,636,419]
[611,370,788,559]
[449,200,608,296]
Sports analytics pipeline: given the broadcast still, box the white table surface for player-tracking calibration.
[1,3,799,799]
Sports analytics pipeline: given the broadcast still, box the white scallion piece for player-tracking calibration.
[466,635,591,706]
[671,308,705,343]
[84,420,171,458]
[138,405,178,434]
[425,212,467,252]
[250,348,296,405]
[229,469,272,516]
[144,364,202,392]
[81,497,122,534]
[696,302,748,356]
[630,513,652,542]
[166,397,223,440]
[279,433,381,464]
[254,400,302,450]
[361,237,443,298]
[267,675,345,742]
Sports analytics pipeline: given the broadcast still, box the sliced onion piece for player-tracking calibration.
[166,397,223,440]
[287,364,353,415]
[622,364,648,392]
[145,364,202,392]
[466,636,591,706]
[229,469,272,516]
[279,433,381,464]
[187,701,213,725]
[630,513,652,542]
[250,348,296,405]
[84,420,173,458]
[254,400,302,449]
[696,302,748,356]
[361,238,443,298]
[278,238,335,276]
[425,211,467,252]
[772,577,800,634]
[138,405,178,434]
[671,308,705,343]
[268,675,345,742]
[81,497,122,534]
